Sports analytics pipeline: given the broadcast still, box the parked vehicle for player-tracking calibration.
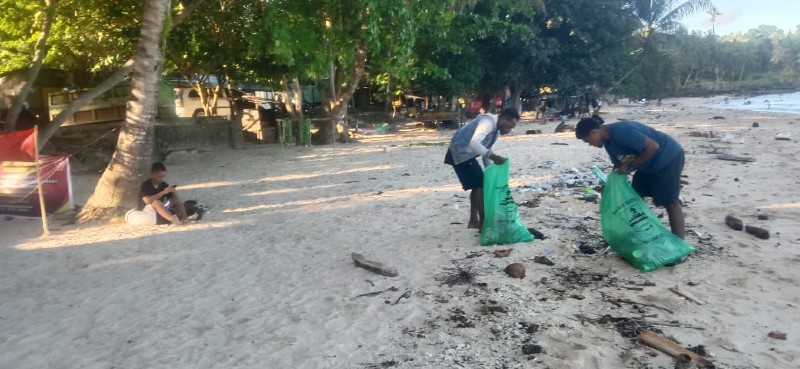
[173,86,238,118]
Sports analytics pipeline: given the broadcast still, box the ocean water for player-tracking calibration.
[705,91,800,115]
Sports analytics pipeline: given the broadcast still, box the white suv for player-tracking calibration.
[173,87,236,118]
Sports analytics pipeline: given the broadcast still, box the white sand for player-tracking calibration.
[2,98,799,368]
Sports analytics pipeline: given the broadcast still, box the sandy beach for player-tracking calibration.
[1,97,799,369]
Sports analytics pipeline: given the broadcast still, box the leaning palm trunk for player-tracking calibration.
[76,0,170,223]
[5,0,57,132]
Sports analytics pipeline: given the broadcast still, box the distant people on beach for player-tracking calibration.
[444,108,520,229]
[575,115,686,239]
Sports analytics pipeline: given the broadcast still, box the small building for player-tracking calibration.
[0,68,72,124]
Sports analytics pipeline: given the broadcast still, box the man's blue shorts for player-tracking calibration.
[632,151,685,207]
[445,151,483,190]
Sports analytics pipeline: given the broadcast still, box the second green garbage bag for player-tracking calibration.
[600,172,694,272]
[480,159,535,246]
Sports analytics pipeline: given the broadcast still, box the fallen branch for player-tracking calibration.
[668,287,707,305]
[638,330,715,368]
[649,321,706,331]
[604,296,675,314]
[350,286,398,300]
[717,154,755,163]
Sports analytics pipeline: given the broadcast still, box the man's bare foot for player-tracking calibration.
[467,221,481,229]
[170,215,182,225]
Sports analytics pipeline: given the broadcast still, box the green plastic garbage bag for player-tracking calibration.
[480,159,535,246]
[600,172,694,272]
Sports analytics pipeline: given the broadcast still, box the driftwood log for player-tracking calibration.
[351,252,398,277]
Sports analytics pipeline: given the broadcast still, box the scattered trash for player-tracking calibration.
[494,249,512,258]
[752,122,759,128]
[745,225,770,239]
[689,131,719,138]
[505,263,526,279]
[724,215,743,231]
[767,331,787,340]
[486,305,508,314]
[351,252,399,277]
[712,116,725,120]
[775,132,791,141]
[519,167,605,193]
[525,129,542,135]
[437,265,477,286]
[534,256,555,266]
[518,198,541,208]
[448,308,475,328]
[392,290,412,305]
[527,228,547,239]
[521,343,544,355]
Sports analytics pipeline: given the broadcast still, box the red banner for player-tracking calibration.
[0,128,36,162]
[0,157,73,217]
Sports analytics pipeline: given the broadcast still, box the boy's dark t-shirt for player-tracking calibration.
[138,180,172,210]
[603,121,682,173]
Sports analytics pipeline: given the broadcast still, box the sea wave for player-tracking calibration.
[705,91,800,115]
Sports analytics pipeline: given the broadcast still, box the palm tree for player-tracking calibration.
[77,0,170,222]
[607,0,712,93]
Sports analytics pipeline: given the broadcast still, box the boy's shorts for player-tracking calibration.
[632,151,685,207]
[125,202,172,225]
[445,150,484,191]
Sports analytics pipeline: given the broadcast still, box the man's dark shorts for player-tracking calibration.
[632,151,685,207]
[445,151,484,191]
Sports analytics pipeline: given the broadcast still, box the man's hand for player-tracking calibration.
[489,154,506,165]
[163,185,176,195]
[616,163,633,174]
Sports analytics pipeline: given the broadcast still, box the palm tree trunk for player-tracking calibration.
[6,0,58,132]
[606,56,646,95]
[76,0,170,222]
[735,64,745,89]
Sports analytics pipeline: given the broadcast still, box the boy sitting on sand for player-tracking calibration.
[126,162,197,225]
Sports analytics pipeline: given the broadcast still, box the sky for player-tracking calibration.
[681,0,800,35]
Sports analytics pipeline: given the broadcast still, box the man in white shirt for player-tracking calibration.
[444,108,520,229]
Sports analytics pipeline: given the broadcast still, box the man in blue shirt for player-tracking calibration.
[575,115,686,238]
[445,108,520,229]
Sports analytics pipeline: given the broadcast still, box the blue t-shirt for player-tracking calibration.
[604,121,682,173]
